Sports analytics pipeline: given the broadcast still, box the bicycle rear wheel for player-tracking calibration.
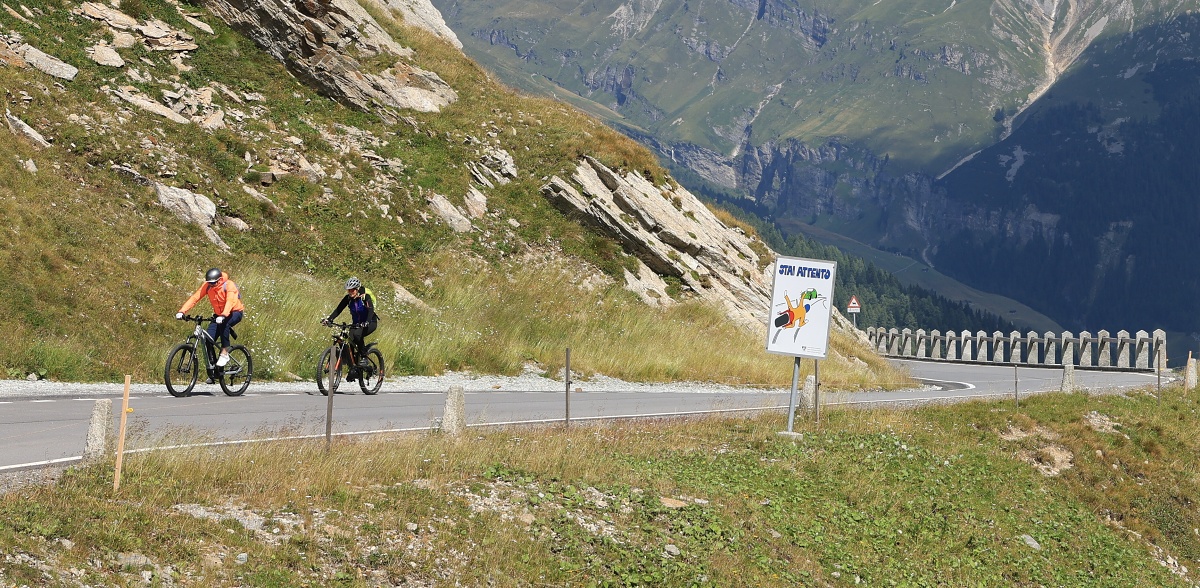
[316,345,342,396]
[358,348,385,395]
[164,343,198,397]
[218,345,253,396]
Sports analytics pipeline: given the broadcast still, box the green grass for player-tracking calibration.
[4,385,1200,585]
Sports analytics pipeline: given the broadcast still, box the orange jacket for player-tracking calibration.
[178,272,245,316]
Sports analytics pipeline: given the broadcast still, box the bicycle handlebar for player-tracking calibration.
[179,314,215,323]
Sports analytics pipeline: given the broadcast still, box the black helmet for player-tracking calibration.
[205,268,222,283]
[345,277,361,290]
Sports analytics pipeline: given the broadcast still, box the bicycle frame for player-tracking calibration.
[316,321,382,396]
[167,314,252,397]
[328,323,359,373]
[178,316,235,381]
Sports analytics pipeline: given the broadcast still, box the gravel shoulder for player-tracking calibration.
[0,370,790,399]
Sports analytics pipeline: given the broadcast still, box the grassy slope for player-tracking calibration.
[0,0,903,387]
[3,387,1199,585]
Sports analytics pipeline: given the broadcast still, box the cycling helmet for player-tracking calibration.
[345,277,361,290]
[205,268,222,283]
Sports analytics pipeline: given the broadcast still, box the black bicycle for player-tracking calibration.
[164,315,253,397]
[316,321,384,395]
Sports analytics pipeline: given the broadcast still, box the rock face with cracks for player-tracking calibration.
[543,157,776,332]
[200,0,457,116]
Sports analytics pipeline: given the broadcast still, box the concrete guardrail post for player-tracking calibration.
[84,399,113,463]
[1186,353,1197,390]
[443,385,465,437]
[1043,332,1058,365]
[1062,332,1076,366]
[1135,330,1150,369]
[1079,331,1093,368]
[1116,330,1130,368]
[960,330,974,361]
[1098,330,1111,368]
[992,331,1006,363]
[1154,329,1167,373]
[1060,363,1077,393]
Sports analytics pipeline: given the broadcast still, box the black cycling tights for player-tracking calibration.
[350,319,377,359]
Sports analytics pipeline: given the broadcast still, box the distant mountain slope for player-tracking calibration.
[435,0,1200,344]
[931,21,1200,333]
[433,0,1190,175]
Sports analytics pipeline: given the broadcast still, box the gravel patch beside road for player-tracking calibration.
[0,369,790,399]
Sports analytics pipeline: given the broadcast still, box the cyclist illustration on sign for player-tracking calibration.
[771,288,826,344]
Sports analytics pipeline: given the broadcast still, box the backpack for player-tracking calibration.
[362,286,380,321]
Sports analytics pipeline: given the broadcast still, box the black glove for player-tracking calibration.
[321,318,331,326]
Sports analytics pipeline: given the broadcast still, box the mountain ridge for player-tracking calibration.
[433,0,1200,344]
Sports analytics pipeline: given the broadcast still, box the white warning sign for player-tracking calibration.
[766,256,837,359]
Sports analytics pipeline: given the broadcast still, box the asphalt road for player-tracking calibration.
[0,360,1166,471]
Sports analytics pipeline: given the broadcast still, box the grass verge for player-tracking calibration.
[2,384,1198,585]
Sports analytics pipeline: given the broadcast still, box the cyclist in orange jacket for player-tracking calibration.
[176,268,245,371]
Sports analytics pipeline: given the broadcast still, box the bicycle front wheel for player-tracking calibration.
[218,345,253,396]
[358,348,385,395]
[164,343,198,397]
[316,345,342,396]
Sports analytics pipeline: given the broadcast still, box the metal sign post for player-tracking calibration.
[814,360,821,424]
[565,348,571,428]
[326,356,336,452]
[1014,364,1019,408]
[785,357,801,432]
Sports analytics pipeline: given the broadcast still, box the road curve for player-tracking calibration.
[0,361,1168,471]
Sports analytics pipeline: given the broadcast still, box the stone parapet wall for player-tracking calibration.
[868,328,1167,373]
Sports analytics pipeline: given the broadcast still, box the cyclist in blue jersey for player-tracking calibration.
[321,277,379,380]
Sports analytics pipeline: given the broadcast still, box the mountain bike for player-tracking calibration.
[316,321,383,395]
[164,314,253,397]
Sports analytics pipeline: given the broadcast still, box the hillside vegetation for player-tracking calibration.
[3,386,1200,585]
[0,0,908,387]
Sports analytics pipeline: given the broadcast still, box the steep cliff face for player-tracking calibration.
[542,157,775,331]
[201,0,459,116]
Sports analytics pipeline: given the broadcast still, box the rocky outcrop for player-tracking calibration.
[369,0,461,49]
[155,183,231,250]
[5,109,51,148]
[542,157,774,331]
[13,43,78,80]
[200,0,457,116]
[426,192,473,233]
